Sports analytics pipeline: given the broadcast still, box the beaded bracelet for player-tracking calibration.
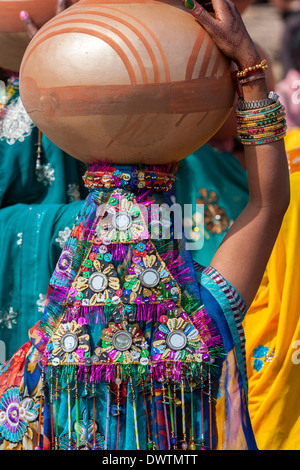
[233,59,268,79]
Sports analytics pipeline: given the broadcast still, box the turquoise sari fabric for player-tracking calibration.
[175,144,249,267]
[0,76,86,360]
[0,201,84,361]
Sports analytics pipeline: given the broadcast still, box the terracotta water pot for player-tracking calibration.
[0,0,58,71]
[20,0,235,164]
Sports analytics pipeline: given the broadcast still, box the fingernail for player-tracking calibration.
[20,11,29,20]
[185,0,195,9]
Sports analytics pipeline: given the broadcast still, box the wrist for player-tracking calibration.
[235,49,262,71]
[241,78,269,101]
[232,52,269,100]
[237,91,278,111]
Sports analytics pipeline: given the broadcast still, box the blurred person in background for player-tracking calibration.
[275,13,300,129]
[270,0,300,19]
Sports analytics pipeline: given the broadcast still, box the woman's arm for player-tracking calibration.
[185,0,290,307]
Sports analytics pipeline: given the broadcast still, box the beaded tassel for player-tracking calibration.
[150,377,156,450]
[35,366,45,450]
[105,384,110,450]
[75,374,80,450]
[54,369,60,450]
[115,376,121,451]
[208,368,213,450]
[200,365,206,450]
[142,379,153,450]
[50,368,55,450]
[162,382,170,450]
[67,374,72,450]
[173,382,178,450]
[167,381,176,449]
[92,381,97,450]
[188,381,196,450]
[180,379,187,450]
[85,395,90,450]
[129,375,140,450]
[35,130,42,175]
[83,370,89,450]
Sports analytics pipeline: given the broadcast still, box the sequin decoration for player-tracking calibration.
[124,242,180,306]
[94,189,149,244]
[94,319,149,365]
[197,188,230,235]
[46,320,91,366]
[67,246,121,308]
[152,310,210,364]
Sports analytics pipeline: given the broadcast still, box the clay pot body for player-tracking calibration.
[0,0,58,71]
[20,0,235,164]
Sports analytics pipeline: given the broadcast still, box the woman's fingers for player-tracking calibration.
[185,0,212,20]
[183,0,258,68]
[20,1,74,39]
[20,11,39,39]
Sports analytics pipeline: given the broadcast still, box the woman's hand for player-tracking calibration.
[20,0,76,39]
[184,0,261,70]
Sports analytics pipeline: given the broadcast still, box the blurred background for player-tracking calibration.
[243,0,286,81]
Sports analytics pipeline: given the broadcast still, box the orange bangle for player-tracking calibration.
[238,71,266,86]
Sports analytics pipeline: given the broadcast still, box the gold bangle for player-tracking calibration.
[236,108,286,124]
[238,126,287,140]
[237,119,286,132]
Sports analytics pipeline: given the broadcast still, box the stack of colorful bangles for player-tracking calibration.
[232,59,287,145]
[236,93,286,146]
